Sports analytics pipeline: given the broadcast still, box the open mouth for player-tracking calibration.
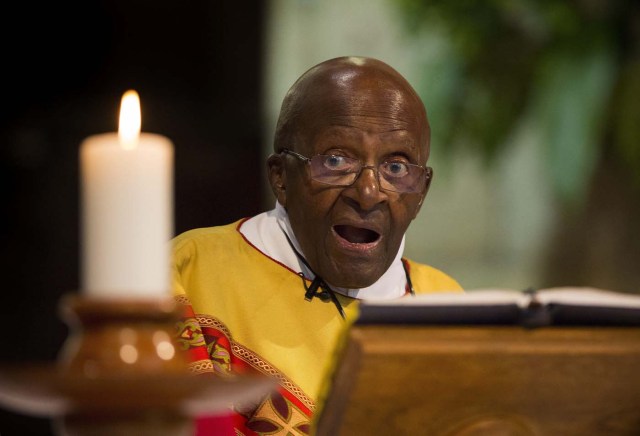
[334,225,381,244]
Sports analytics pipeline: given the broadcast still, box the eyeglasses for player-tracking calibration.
[281,148,431,194]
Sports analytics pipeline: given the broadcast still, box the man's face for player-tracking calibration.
[272,68,429,289]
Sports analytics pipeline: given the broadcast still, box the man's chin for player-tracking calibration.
[323,267,385,290]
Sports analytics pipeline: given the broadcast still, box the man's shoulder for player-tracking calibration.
[404,258,463,293]
[171,219,247,254]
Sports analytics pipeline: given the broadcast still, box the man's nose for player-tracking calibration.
[341,166,388,210]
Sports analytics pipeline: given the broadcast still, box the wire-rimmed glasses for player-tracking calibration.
[281,148,431,194]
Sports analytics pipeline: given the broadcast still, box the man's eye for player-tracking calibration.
[323,155,351,170]
[383,162,409,177]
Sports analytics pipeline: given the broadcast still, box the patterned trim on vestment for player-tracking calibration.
[232,342,315,412]
[175,294,192,306]
[196,314,233,338]
[174,294,314,434]
[194,313,315,412]
[189,359,215,375]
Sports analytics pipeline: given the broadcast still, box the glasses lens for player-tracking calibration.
[379,162,426,193]
[309,155,359,186]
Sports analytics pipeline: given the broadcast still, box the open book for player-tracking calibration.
[358,287,640,327]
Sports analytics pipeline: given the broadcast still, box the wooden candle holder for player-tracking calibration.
[0,294,276,436]
[57,295,190,377]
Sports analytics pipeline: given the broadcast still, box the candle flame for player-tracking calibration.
[118,90,141,150]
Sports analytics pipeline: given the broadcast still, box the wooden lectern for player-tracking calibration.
[315,294,640,435]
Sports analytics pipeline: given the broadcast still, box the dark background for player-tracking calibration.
[0,2,265,434]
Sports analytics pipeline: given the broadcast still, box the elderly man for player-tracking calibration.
[172,56,461,434]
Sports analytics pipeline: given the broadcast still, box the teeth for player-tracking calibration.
[334,225,380,244]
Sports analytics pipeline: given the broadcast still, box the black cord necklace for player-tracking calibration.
[278,224,346,319]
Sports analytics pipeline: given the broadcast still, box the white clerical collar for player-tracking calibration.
[239,201,407,300]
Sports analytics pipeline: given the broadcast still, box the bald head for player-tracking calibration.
[274,56,430,163]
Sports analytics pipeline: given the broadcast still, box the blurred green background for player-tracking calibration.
[263,0,640,293]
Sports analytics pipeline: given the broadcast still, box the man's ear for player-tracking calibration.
[412,168,433,220]
[267,153,287,207]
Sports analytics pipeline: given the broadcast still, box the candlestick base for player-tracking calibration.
[0,294,277,436]
[57,294,189,376]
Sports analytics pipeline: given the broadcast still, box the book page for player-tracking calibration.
[362,287,640,309]
[362,289,531,308]
[534,287,640,308]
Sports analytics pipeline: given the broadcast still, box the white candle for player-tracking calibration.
[80,90,174,298]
